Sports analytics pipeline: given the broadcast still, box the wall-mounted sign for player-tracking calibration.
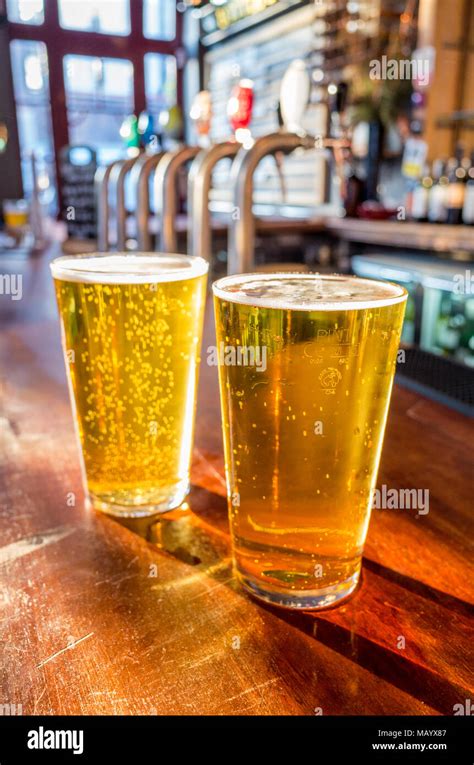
[215,0,279,29]
[201,0,306,46]
[59,145,97,240]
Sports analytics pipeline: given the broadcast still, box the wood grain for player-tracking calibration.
[325,217,474,253]
[0,246,472,715]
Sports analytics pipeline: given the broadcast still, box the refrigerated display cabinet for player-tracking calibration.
[351,254,474,416]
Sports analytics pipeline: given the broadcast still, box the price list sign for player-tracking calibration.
[59,146,97,240]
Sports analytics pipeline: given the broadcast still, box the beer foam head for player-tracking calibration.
[51,253,208,284]
[213,273,407,311]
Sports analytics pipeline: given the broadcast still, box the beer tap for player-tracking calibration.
[274,59,312,203]
[95,154,141,253]
[227,61,312,274]
[189,90,212,149]
[154,81,255,255]
[227,79,254,149]
[95,161,118,252]
[111,152,142,252]
[326,81,349,209]
[95,113,142,252]
[187,142,241,262]
[227,64,349,274]
[228,132,315,274]
[130,151,166,251]
[144,95,217,254]
[153,145,201,253]
[187,83,254,262]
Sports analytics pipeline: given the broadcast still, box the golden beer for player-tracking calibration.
[52,253,208,517]
[213,274,407,608]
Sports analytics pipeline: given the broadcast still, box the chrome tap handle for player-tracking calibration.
[95,161,121,252]
[129,152,166,252]
[109,155,142,251]
[187,141,241,262]
[153,146,200,253]
[228,131,314,275]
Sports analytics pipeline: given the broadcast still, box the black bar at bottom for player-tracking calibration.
[0,714,472,761]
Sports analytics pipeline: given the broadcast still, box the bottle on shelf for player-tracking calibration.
[462,150,474,225]
[427,159,449,223]
[411,163,432,222]
[446,144,467,225]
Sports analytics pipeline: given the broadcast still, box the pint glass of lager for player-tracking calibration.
[51,253,208,517]
[213,274,407,609]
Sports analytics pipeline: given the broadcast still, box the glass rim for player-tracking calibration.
[50,252,209,284]
[212,272,408,311]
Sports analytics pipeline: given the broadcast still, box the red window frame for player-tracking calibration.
[7,2,184,201]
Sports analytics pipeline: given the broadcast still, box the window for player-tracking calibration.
[6,0,182,221]
[6,0,44,25]
[143,0,176,41]
[58,0,131,36]
[63,55,134,164]
[10,39,56,208]
[144,52,177,119]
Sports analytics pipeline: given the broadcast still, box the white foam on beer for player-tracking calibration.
[50,253,208,284]
[212,273,407,311]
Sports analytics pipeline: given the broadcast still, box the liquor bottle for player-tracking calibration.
[344,161,365,217]
[427,159,448,223]
[462,150,474,225]
[446,145,467,224]
[411,164,432,221]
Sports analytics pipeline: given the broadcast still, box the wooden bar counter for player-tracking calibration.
[0,246,472,716]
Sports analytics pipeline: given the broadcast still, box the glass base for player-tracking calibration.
[236,569,360,610]
[86,479,190,519]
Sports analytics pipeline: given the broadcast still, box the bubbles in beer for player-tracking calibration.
[53,254,207,513]
[213,274,407,604]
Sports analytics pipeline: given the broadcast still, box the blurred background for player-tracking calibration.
[0,0,473,412]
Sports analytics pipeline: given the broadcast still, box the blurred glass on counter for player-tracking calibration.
[2,199,30,250]
[3,199,29,230]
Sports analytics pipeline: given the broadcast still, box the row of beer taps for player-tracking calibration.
[95,61,350,274]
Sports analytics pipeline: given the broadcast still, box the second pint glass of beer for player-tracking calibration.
[51,253,208,518]
[213,274,407,609]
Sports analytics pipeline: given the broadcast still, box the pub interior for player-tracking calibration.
[0,0,473,729]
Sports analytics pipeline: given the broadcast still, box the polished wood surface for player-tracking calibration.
[0,247,472,715]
